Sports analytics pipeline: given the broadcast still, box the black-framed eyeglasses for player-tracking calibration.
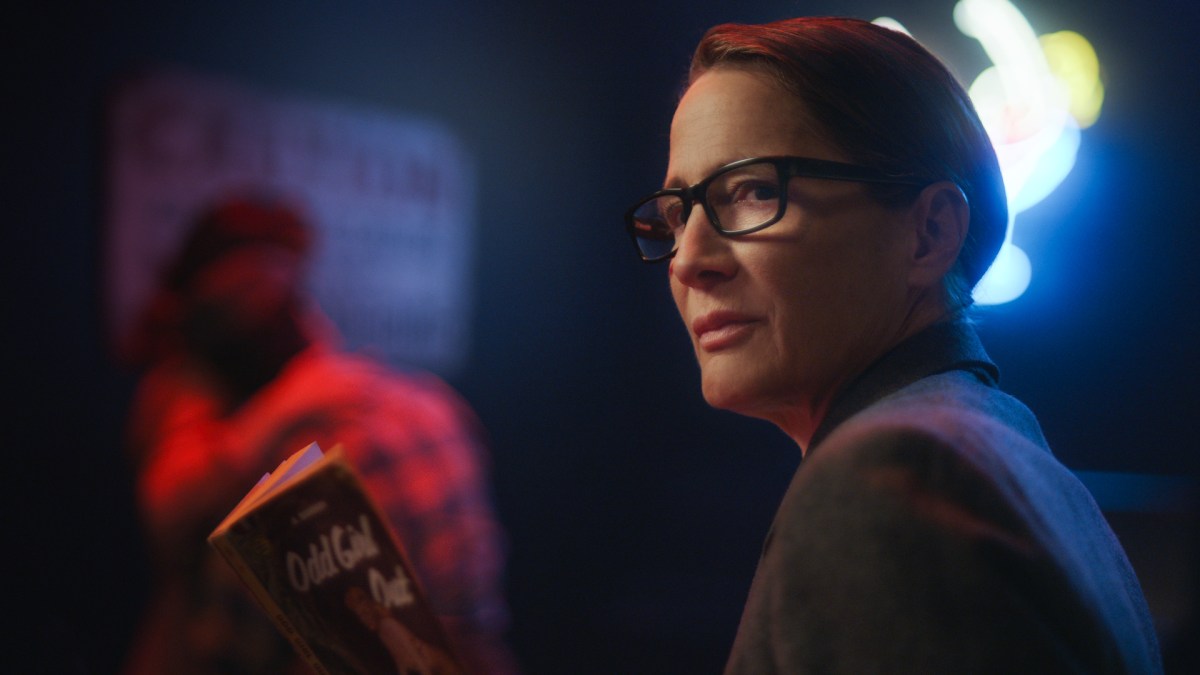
[623,156,930,263]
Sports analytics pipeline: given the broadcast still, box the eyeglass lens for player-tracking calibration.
[629,161,784,260]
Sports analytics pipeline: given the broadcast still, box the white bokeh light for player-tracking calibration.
[875,0,1103,305]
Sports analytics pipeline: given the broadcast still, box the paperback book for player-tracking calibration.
[208,442,463,675]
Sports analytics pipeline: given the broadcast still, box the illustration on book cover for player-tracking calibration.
[211,445,461,675]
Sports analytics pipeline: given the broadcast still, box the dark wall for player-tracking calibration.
[9,1,1198,673]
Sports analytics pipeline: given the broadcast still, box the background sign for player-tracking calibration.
[105,68,474,374]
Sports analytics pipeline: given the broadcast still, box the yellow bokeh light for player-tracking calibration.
[1040,30,1105,128]
[885,1,1107,304]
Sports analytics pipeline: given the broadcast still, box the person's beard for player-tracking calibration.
[181,299,310,408]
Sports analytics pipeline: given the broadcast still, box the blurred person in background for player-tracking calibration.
[121,194,519,674]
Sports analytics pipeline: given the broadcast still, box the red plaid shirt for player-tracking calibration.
[126,345,518,675]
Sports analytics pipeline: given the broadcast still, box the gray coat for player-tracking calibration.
[724,319,1162,674]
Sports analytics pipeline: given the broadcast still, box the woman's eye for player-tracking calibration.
[734,181,780,203]
[663,202,685,228]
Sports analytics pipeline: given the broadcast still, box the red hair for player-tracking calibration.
[690,17,1006,304]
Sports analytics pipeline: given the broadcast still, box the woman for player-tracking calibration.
[624,17,1160,674]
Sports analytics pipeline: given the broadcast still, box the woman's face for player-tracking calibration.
[666,66,920,441]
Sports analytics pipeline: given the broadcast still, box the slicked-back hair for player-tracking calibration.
[689,17,1007,308]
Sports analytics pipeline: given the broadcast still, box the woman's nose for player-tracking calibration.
[669,208,737,288]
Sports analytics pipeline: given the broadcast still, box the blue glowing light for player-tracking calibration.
[876,0,1104,305]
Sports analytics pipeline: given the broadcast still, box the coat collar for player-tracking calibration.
[806,316,999,453]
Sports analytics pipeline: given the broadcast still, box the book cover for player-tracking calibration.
[208,443,463,675]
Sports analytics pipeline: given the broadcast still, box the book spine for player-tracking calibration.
[209,533,334,675]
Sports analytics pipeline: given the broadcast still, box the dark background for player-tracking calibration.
[9,1,1199,673]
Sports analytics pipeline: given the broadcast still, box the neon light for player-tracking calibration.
[1041,31,1105,128]
[972,239,1031,305]
[875,1,1104,305]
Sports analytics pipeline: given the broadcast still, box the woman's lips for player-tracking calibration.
[693,312,761,351]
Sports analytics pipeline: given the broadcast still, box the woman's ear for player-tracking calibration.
[907,181,970,289]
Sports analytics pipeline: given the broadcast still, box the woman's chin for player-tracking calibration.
[701,368,806,429]
[701,376,759,415]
